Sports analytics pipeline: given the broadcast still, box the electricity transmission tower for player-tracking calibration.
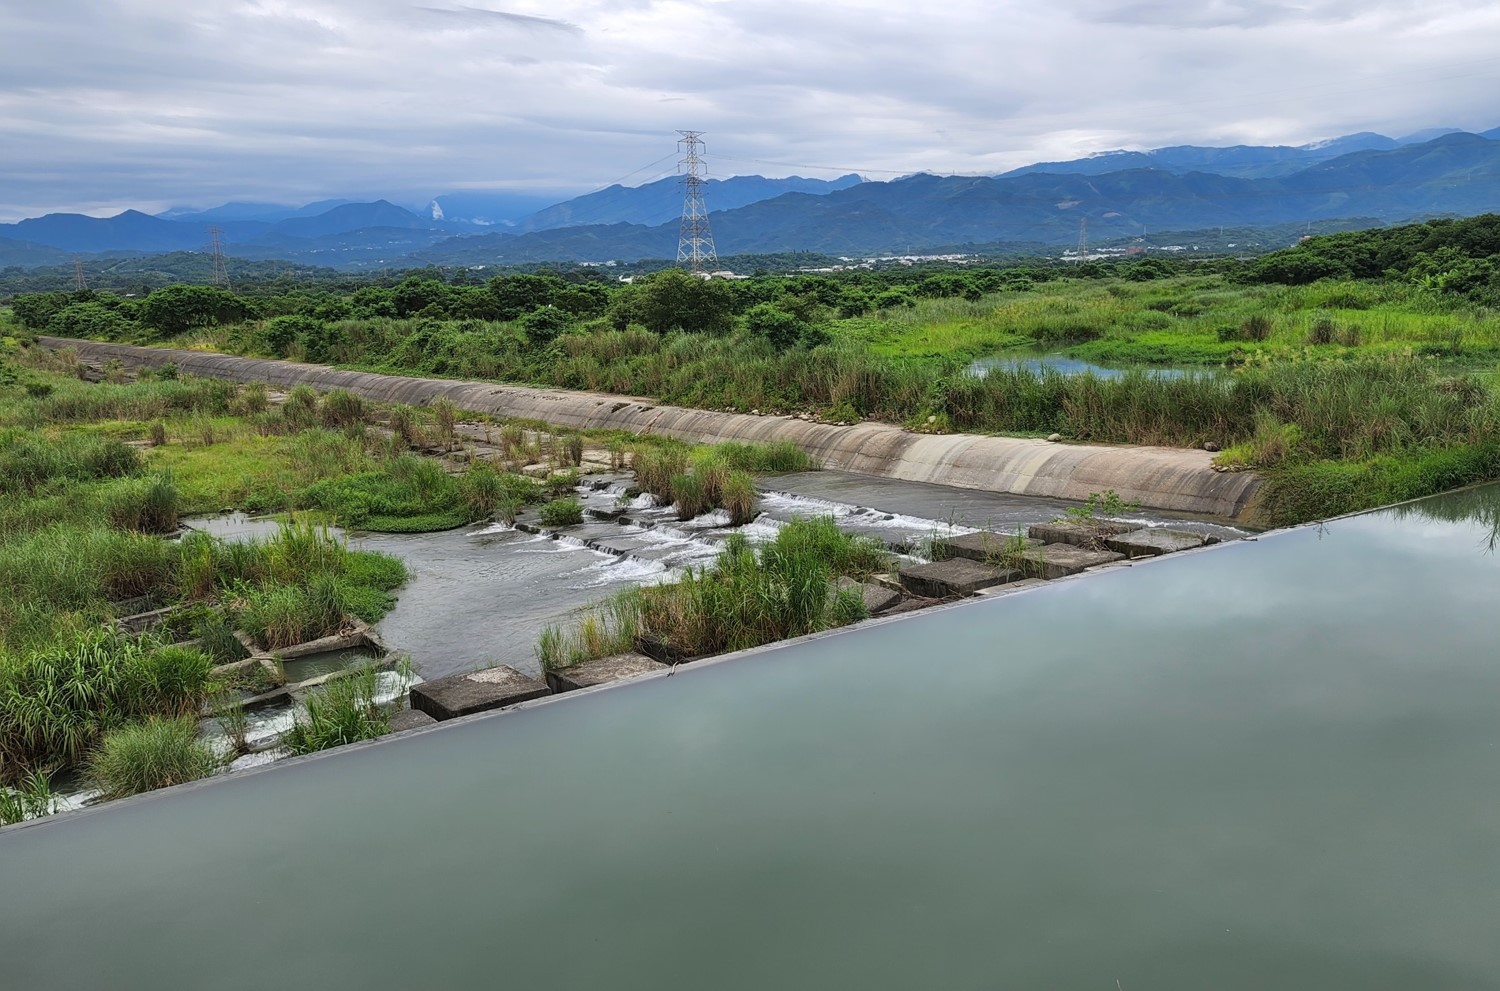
[1075,217,1088,262]
[208,226,231,288]
[675,130,718,272]
[73,259,89,291]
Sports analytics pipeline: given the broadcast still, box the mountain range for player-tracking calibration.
[2,126,1498,270]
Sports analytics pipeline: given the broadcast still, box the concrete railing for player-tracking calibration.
[42,337,1263,520]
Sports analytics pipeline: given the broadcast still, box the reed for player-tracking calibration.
[282,663,390,755]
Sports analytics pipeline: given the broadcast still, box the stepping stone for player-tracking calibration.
[835,576,902,615]
[933,531,1041,563]
[975,578,1050,596]
[1105,528,1206,557]
[545,653,668,694]
[409,665,551,721]
[899,558,1020,598]
[386,708,438,735]
[1026,519,1135,548]
[1016,543,1125,580]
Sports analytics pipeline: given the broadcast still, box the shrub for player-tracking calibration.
[539,498,583,527]
[148,421,167,446]
[89,717,219,799]
[282,385,319,431]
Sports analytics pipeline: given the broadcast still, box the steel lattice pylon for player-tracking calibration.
[676,130,718,272]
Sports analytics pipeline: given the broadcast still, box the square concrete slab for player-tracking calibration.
[933,531,1041,564]
[1017,543,1125,580]
[545,653,668,693]
[386,708,438,735]
[835,576,903,615]
[1026,519,1134,548]
[409,665,551,720]
[1104,528,1207,557]
[899,559,1020,598]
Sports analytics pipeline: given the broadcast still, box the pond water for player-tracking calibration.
[967,352,1203,380]
[5,485,1499,989]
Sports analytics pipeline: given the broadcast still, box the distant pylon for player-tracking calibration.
[1075,217,1088,262]
[675,130,718,272]
[73,258,89,292]
[208,226,231,288]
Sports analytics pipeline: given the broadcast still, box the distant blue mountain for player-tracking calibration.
[426,192,571,226]
[511,174,864,232]
[1000,129,1486,181]
[411,132,1500,265]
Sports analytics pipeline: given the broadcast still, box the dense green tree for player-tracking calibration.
[634,269,736,334]
[138,285,250,337]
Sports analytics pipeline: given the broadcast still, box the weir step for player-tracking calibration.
[932,531,1042,563]
[409,665,551,721]
[545,653,668,694]
[1026,519,1136,547]
[1104,528,1207,557]
[1016,543,1125,580]
[835,576,903,615]
[898,559,1020,598]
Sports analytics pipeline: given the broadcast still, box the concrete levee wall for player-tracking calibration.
[41,337,1262,520]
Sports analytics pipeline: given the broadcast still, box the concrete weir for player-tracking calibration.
[42,337,1261,519]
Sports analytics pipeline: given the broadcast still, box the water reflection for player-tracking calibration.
[966,353,1203,380]
[1389,484,1500,551]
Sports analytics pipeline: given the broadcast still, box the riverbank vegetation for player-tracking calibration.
[538,517,890,670]
[8,214,1500,524]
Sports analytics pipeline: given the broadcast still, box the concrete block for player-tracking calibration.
[545,653,668,693]
[835,576,903,615]
[933,531,1041,563]
[899,559,1020,598]
[386,708,438,735]
[1104,528,1206,557]
[975,578,1050,597]
[409,665,551,720]
[1026,519,1134,548]
[1017,543,1125,580]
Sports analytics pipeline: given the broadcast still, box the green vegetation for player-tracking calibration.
[538,498,584,527]
[538,517,888,670]
[283,662,403,755]
[88,717,220,800]
[15,216,1500,522]
[0,355,417,789]
[1,769,54,826]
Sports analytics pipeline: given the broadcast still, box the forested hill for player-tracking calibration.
[1251,213,1500,303]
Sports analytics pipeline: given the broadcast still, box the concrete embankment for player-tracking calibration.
[42,336,1262,520]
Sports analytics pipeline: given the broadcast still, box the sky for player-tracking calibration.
[2,0,1499,221]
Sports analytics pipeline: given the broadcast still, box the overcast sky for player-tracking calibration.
[2,0,1498,221]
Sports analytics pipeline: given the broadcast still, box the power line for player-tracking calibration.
[208,227,231,289]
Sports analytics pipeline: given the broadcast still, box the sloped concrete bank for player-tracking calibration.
[42,336,1261,520]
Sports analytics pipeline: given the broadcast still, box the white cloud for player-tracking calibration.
[1,0,1498,220]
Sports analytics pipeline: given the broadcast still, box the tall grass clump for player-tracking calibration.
[240,574,354,649]
[282,663,397,755]
[320,388,365,429]
[0,770,54,825]
[539,517,885,667]
[0,430,140,494]
[0,631,214,780]
[282,384,319,430]
[103,473,180,534]
[88,717,219,799]
[539,498,583,527]
[671,472,708,520]
[631,447,688,504]
[721,470,759,526]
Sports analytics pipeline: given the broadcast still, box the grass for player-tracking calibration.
[538,517,887,670]
[539,498,584,527]
[282,661,410,755]
[88,717,219,799]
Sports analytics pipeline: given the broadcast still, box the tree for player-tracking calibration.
[634,269,735,334]
[520,306,572,346]
[138,285,250,337]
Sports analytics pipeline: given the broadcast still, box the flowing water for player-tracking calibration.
[5,486,1499,989]
[187,475,1241,681]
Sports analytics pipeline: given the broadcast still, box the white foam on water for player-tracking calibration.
[470,521,516,535]
[571,555,671,588]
